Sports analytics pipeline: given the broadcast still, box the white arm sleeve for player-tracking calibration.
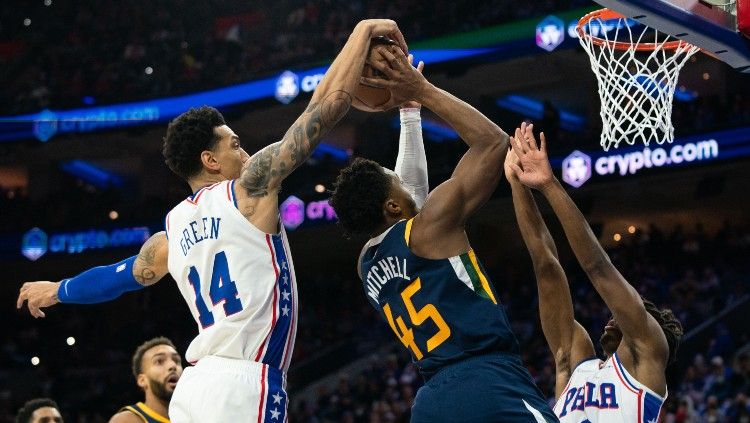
[394,107,429,209]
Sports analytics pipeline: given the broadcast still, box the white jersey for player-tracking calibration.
[553,353,665,423]
[165,180,298,372]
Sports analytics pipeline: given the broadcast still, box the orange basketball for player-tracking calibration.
[352,37,395,112]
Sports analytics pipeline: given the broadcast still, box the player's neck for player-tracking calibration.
[143,393,169,419]
[188,173,226,193]
[371,213,414,238]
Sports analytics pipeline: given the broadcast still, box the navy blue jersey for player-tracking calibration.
[360,219,520,378]
[119,402,169,423]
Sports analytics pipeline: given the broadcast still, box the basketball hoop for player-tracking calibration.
[577,9,700,151]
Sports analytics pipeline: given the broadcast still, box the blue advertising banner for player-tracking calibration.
[0,49,495,143]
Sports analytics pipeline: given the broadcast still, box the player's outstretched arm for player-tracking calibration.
[509,130,669,373]
[131,231,169,285]
[238,20,406,197]
[17,232,168,318]
[506,137,594,398]
[365,46,509,253]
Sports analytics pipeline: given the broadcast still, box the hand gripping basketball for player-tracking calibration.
[359,45,428,111]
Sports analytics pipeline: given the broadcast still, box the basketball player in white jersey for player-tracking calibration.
[505,123,683,423]
[16,19,409,422]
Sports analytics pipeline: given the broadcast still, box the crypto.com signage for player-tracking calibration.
[554,123,750,188]
[279,195,337,231]
[21,226,151,261]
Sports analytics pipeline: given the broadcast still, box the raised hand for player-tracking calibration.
[17,280,61,318]
[358,19,408,55]
[508,122,554,190]
[361,45,429,109]
[504,144,521,183]
[400,54,425,110]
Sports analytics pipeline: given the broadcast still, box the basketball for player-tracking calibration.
[352,36,396,112]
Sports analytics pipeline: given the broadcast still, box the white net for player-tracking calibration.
[577,12,700,151]
[702,0,737,15]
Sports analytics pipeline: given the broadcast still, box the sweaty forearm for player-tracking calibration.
[312,23,371,104]
[541,178,610,273]
[512,180,577,362]
[417,85,507,150]
[511,181,558,266]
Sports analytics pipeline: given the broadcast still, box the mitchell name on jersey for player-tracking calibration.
[364,256,410,303]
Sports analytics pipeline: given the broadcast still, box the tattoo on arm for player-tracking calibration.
[134,236,159,286]
[240,90,352,197]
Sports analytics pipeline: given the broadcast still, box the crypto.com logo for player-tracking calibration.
[562,150,592,188]
[536,15,565,51]
[275,71,300,104]
[22,228,48,261]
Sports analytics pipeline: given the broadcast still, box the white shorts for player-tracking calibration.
[169,356,288,423]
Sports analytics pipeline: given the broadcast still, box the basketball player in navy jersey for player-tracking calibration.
[506,123,683,422]
[329,46,557,422]
[110,337,182,423]
[17,20,409,422]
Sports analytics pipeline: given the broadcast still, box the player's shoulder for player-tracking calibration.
[173,181,231,208]
[358,221,406,277]
[142,231,168,251]
[109,409,145,423]
[571,356,603,375]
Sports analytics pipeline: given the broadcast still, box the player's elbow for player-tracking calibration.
[479,133,507,163]
[581,255,614,279]
[480,127,508,149]
[533,258,564,279]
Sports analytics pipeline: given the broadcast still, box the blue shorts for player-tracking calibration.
[411,352,558,423]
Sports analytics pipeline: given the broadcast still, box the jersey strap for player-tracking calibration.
[404,218,414,246]
[613,352,665,423]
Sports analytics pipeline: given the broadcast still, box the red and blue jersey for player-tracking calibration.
[166,180,297,372]
[554,354,665,423]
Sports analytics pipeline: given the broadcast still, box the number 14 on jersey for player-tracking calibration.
[187,251,243,328]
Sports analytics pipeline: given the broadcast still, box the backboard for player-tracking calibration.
[593,0,750,72]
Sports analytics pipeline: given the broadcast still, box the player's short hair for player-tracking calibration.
[131,336,177,379]
[15,398,60,423]
[643,298,683,364]
[329,158,392,237]
[163,106,226,180]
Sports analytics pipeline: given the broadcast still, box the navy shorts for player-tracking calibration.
[411,352,559,422]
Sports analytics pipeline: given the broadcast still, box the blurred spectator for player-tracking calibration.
[14,398,62,423]
[3,214,749,422]
[1,0,595,115]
